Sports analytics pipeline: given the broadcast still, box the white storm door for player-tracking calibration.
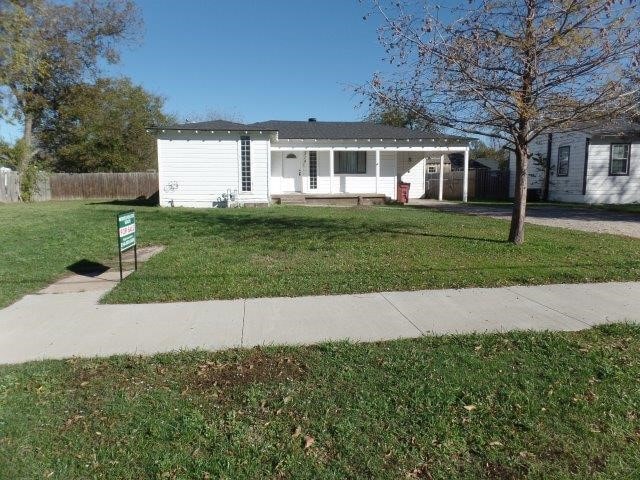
[282,155,302,192]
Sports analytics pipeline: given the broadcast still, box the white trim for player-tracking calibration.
[462,147,469,202]
[270,146,468,152]
[236,137,242,194]
[329,149,334,194]
[375,150,380,194]
[157,138,164,205]
[266,139,272,199]
[438,154,444,201]
[300,151,306,194]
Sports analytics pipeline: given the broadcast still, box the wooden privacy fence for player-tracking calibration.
[474,169,510,200]
[49,172,158,200]
[0,171,158,202]
[425,169,509,200]
[0,171,20,202]
[425,170,477,200]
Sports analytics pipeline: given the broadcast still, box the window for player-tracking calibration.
[427,165,437,174]
[610,143,630,176]
[557,146,570,176]
[335,151,367,174]
[240,136,251,191]
[309,151,318,189]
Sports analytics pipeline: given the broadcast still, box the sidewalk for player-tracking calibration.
[1,269,639,364]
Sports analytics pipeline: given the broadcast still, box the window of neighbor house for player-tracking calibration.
[427,165,437,174]
[610,143,630,175]
[309,151,318,189]
[240,136,251,191]
[335,151,367,174]
[557,146,570,176]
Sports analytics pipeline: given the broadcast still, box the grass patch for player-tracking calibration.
[1,201,640,306]
[1,324,639,478]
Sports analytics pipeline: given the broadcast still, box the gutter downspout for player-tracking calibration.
[582,137,590,196]
[544,132,552,201]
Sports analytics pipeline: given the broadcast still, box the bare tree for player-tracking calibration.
[0,0,141,174]
[183,108,245,124]
[361,0,640,243]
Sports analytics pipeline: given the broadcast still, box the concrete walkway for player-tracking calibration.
[2,265,639,363]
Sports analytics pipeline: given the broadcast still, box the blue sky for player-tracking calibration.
[2,0,391,141]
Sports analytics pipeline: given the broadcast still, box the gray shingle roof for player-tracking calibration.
[156,119,469,141]
[250,120,466,141]
[586,119,640,137]
[158,119,268,131]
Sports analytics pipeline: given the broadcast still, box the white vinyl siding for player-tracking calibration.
[547,131,589,202]
[509,129,640,204]
[585,139,640,204]
[157,132,270,207]
[331,151,382,195]
[509,131,589,202]
[397,152,426,198]
[508,134,547,195]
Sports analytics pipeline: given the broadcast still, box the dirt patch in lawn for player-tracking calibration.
[189,349,307,394]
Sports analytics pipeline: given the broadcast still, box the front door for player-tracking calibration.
[282,155,302,192]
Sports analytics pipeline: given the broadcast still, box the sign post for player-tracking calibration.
[117,211,137,281]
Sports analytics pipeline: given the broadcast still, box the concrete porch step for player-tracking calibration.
[275,195,307,205]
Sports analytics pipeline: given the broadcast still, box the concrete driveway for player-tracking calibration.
[409,200,640,238]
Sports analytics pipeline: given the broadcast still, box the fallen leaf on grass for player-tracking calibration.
[292,426,302,438]
[304,435,315,449]
[488,441,503,447]
[463,405,476,411]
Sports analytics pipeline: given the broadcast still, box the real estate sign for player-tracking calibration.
[117,211,136,252]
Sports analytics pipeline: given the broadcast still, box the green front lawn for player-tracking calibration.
[2,324,639,478]
[1,201,640,307]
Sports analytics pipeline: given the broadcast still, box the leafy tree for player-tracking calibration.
[362,0,640,243]
[0,138,31,170]
[470,140,508,168]
[38,78,172,172]
[0,0,140,173]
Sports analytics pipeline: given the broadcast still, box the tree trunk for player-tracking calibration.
[18,113,33,173]
[509,143,528,244]
[509,0,535,245]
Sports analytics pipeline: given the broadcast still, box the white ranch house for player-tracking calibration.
[152,119,472,207]
[510,121,640,204]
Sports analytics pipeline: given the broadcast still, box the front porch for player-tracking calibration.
[271,193,388,206]
[269,146,471,202]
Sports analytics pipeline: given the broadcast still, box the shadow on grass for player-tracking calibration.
[163,209,508,245]
[88,193,159,207]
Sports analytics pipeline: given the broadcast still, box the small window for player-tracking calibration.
[309,151,318,189]
[240,136,251,191]
[335,151,366,174]
[557,146,570,176]
[427,165,437,174]
[610,143,630,176]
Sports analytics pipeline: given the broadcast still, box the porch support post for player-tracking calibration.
[438,154,444,201]
[375,150,380,194]
[329,148,334,194]
[462,147,469,203]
